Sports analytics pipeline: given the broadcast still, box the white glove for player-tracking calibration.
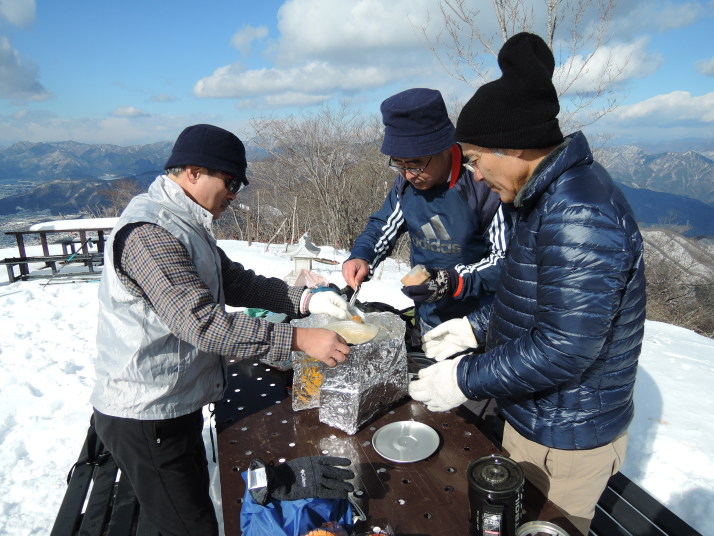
[307,290,351,320]
[408,355,468,412]
[421,317,478,361]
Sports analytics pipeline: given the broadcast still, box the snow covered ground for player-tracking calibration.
[0,239,712,536]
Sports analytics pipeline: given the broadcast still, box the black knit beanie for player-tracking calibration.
[455,32,563,149]
[164,124,248,183]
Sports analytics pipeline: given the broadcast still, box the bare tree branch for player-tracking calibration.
[421,0,627,133]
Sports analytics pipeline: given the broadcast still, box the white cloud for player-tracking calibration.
[232,91,332,110]
[194,60,404,100]
[193,0,440,107]
[616,91,714,124]
[695,56,714,76]
[555,37,662,95]
[263,92,332,107]
[0,36,49,101]
[273,0,433,63]
[111,106,150,118]
[0,0,35,27]
[230,25,269,56]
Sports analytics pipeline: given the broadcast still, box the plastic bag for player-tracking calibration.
[239,471,353,536]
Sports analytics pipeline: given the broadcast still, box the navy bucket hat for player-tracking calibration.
[164,124,248,185]
[380,88,455,158]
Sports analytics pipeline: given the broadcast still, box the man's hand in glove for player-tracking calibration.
[249,456,355,504]
[306,286,351,320]
[409,355,468,412]
[422,317,478,361]
[401,267,461,303]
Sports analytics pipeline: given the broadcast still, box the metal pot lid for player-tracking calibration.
[372,421,440,463]
[516,520,571,536]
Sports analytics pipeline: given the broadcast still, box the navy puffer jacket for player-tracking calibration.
[458,132,646,450]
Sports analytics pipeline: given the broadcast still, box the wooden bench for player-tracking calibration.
[1,253,105,282]
[51,416,160,536]
[590,472,701,536]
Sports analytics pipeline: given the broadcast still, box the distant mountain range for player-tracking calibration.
[1,140,713,237]
[0,140,267,181]
[0,140,172,181]
[594,146,714,206]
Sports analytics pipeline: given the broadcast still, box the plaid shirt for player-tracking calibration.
[113,222,304,365]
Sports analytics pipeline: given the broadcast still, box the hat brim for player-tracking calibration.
[380,125,455,158]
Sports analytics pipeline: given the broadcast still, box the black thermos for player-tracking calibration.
[467,454,525,536]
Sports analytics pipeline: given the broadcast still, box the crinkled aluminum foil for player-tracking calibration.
[290,312,408,435]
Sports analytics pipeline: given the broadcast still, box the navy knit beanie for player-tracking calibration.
[164,124,248,184]
[380,88,455,158]
[455,33,563,149]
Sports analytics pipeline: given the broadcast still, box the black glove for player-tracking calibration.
[401,267,461,303]
[249,456,355,504]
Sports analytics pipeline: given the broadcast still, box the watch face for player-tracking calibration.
[248,465,267,490]
[247,462,270,505]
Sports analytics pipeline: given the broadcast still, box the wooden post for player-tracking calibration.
[79,231,89,255]
[40,232,50,256]
[97,231,106,254]
[39,232,58,274]
[246,209,253,246]
[15,233,29,279]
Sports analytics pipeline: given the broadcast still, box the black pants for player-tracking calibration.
[93,409,218,536]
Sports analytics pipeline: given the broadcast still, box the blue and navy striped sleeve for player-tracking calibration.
[348,176,407,278]
[454,203,510,296]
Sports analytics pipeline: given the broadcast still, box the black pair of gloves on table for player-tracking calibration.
[401,267,460,303]
[248,456,355,505]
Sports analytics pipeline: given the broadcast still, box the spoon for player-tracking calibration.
[347,285,365,322]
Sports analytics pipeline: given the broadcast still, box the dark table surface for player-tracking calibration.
[215,358,578,535]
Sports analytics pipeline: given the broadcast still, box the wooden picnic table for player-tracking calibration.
[2,226,112,282]
[215,358,579,535]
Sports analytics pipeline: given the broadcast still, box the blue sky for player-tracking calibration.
[0,0,712,148]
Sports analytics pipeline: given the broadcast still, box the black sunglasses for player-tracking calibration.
[207,168,247,194]
[224,176,248,194]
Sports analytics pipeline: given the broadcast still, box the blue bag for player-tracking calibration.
[239,471,353,536]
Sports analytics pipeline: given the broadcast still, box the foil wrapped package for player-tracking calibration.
[290,312,408,435]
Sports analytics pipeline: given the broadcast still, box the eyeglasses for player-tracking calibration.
[462,161,476,173]
[208,169,247,194]
[223,176,246,194]
[388,156,432,176]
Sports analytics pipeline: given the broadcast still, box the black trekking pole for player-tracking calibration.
[42,236,94,287]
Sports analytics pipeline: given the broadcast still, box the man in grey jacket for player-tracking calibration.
[91,124,353,535]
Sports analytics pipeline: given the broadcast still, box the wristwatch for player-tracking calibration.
[247,458,270,505]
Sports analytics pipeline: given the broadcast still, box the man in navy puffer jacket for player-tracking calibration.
[409,33,646,535]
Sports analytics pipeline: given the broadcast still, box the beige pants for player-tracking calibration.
[502,421,628,536]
